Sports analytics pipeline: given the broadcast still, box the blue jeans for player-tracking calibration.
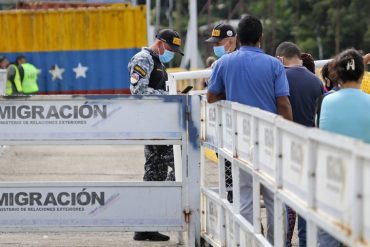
[297,216,306,247]
[239,170,274,244]
[285,210,306,247]
[319,229,341,247]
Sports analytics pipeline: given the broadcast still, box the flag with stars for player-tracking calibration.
[0,5,146,94]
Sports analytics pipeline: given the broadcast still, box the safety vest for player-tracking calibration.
[6,63,39,95]
[21,63,39,94]
[6,64,22,95]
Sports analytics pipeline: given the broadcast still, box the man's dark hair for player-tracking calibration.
[275,41,301,58]
[16,55,26,61]
[237,15,262,46]
[15,55,26,65]
[332,48,364,83]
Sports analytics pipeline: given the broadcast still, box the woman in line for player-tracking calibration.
[319,48,370,246]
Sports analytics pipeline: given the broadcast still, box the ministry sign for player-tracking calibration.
[0,96,185,141]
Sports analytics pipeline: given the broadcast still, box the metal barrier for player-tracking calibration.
[0,95,201,247]
[167,70,211,94]
[0,69,6,96]
[200,97,370,247]
[2,76,370,247]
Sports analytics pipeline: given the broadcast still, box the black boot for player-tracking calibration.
[133,232,170,241]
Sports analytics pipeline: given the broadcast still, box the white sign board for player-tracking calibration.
[205,196,221,243]
[363,159,370,243]
[225,207,234,247]
[316,144,354,226]
[281,132,309,202]
[236,111,253,163]
[0,69,6,96]
[221,106,233,154]
[0,183,182,230]
[239,227,254,247]
[0,97,184,141]
[205,103,218,147]
[257,120,276,179]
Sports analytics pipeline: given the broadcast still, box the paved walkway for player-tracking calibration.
[0,145,200,246]
[0,145,298,246]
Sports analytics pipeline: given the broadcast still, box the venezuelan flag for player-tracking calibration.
[0,5,147,94]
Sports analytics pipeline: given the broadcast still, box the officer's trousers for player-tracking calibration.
[143,145,175,181]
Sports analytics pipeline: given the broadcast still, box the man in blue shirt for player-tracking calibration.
[276,42,324,127]
[207,15,293,244]
[275,41,324,247]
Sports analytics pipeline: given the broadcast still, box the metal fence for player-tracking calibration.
[200,97,370,247]
[0,95,201,247]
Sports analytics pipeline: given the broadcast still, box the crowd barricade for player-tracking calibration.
[0,95,201,247]
[200,96,370,247]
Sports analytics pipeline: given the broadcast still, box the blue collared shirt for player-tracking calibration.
[208,46,289,113]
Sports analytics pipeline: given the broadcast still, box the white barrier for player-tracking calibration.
[0,69,6,96]
[200,97,370,247]
[167,70,212,94]
[0,95,201,247]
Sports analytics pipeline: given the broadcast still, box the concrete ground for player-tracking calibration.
[0,145,298,246]
[0,145,202,247]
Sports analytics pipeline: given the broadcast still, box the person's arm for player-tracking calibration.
[273,60,292,120]
[206,59,225,103]
[7,65,15,82]
[128,52,167,95]
[207,91,225,103]
[315,94,324,127]
[276,96,293,120]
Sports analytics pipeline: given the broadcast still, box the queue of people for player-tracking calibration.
[205,15,370,247]
[127,13,370,245]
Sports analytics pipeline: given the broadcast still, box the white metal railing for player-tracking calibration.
[166,59,330,95]
[167,69,211,94]
[0,95,201,247]
[200,97,370,247]
[314,59,331,68]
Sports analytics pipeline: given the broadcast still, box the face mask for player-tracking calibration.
[159,44,175,63]
[213,45,226,58]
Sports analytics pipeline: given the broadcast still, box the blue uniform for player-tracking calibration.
[128,48,175,182]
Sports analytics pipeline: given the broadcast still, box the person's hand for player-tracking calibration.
[363,53,370,64]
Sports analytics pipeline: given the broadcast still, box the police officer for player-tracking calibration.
[6,55,39,96]
[205,23,237,59]
[128,29,183,242]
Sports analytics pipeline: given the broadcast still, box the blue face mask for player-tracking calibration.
[213,45,226,58]
[159,48,175,63]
